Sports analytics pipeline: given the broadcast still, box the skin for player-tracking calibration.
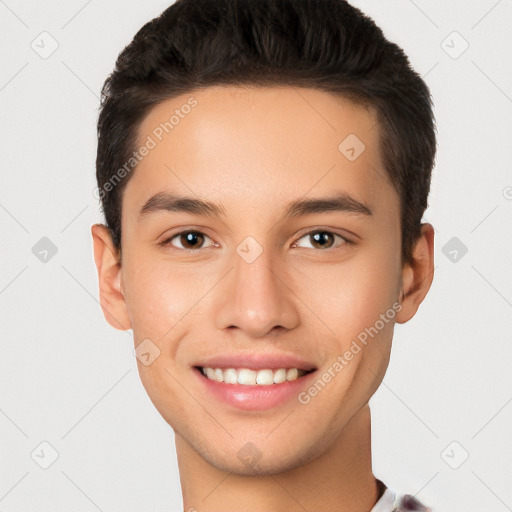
[91,85,434,512]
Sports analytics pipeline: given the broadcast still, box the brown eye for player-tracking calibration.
[310,231,335,249]
[160,230,212,250]
[293,230,350,250]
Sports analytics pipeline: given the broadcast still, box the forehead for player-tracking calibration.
[123,85,397,224]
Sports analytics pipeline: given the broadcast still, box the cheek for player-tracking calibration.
[121,252,194,340]
[120,254,197,418]
[300,249,400,348]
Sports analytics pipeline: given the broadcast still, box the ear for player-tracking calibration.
[91,223,132,331]
[395,223,435,324]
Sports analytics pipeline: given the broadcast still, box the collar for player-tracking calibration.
[370,486,398,512]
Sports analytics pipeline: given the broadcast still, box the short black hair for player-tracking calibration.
[95,0,436,266]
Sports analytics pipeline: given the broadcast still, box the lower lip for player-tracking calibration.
[193,367,317,411]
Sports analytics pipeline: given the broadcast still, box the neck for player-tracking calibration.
[176,404,379,512]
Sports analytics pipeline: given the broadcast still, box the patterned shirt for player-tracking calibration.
[371,481,431,511]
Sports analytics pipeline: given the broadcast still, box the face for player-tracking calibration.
[92,85,431,475]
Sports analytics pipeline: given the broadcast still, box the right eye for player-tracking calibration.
[159,230,216,251]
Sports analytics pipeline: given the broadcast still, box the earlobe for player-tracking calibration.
[91,223,132,331]
[395,223,435,324]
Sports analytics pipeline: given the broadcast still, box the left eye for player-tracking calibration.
[292,230,349,250]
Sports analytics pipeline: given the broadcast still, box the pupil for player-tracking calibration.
[183,231,203,248]
[312,231,332,249]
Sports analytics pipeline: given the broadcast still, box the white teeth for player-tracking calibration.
[223,368,238,384]
[273,368,287,384]
[286,368,298,381]
[256,369,274,385]
[200,367,309,385]
[238,369,257,385]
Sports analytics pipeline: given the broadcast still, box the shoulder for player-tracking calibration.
[394,493,432,511]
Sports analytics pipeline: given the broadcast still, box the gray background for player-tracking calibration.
[1,0,511,510]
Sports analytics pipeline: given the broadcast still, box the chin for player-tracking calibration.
[196,434,326,477]
[207,453,306,477]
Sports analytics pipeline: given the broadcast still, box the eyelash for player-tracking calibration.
[158,228,355,251]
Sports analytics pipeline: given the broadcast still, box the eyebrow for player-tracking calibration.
[138,191,373,220]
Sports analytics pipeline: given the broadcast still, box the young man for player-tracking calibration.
[91,0,436,510]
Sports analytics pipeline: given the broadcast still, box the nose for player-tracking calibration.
[213,244,300,338]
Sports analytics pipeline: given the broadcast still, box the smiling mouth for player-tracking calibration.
[194,366,316,385]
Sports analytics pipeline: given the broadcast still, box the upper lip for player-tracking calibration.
[194,352,317,371]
